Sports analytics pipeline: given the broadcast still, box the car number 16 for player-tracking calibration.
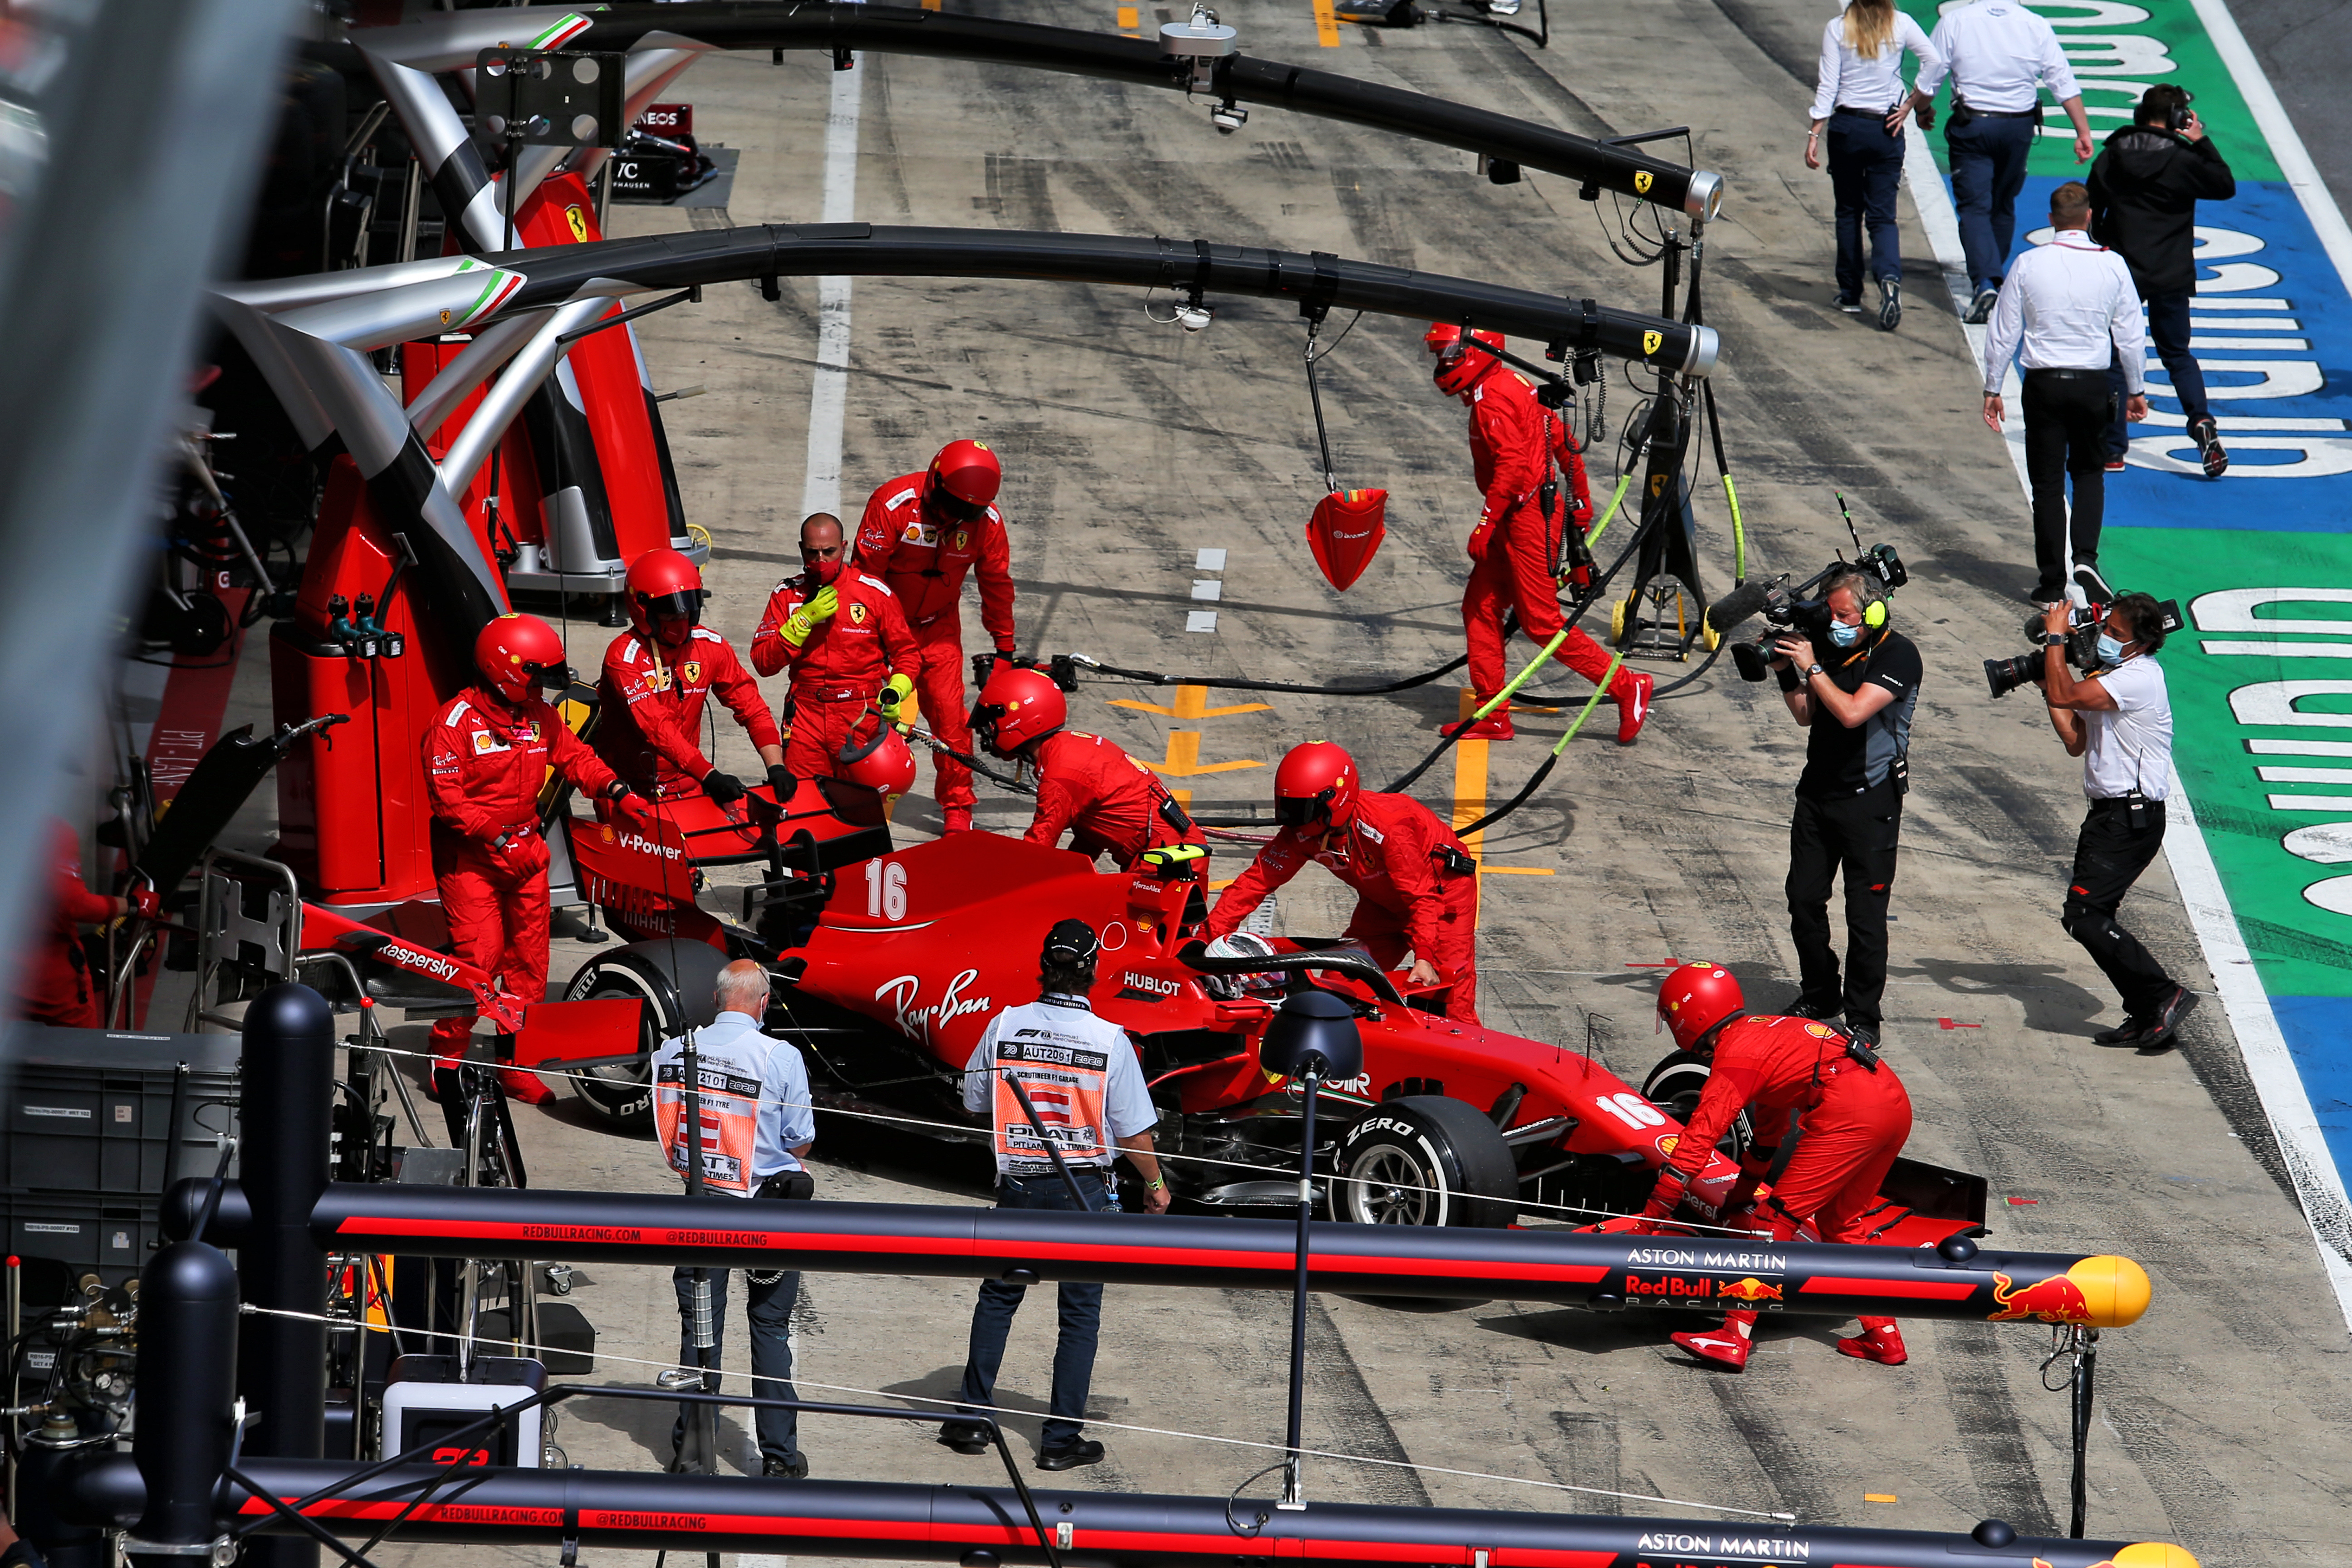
[1595,1091,1666,1129]
[865,860,909,921]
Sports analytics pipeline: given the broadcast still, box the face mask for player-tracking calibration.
[1828,619,1862,648]
[2097,633,2127,665]
[808,556,844,587]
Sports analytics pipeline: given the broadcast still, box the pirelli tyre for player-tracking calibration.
[1328,1095,1516,1228]
[1640,1049,1753,1163]
[558,941,726,1130]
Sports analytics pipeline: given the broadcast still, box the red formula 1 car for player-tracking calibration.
[557,792,1987,1249]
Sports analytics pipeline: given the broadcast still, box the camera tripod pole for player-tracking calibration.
[676,1030,723,1487]
[1282,1055,1325,1509]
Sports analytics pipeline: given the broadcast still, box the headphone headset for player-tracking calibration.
[2159,85,2193,132]
[1863,599,1888,630]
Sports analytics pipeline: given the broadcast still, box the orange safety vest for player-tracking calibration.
[985,1004,1118,1175]
[655,1044,766,1197]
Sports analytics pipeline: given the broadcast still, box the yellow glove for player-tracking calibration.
[878,672,915,711]
[778,586,840,650]
[805,585,839,623]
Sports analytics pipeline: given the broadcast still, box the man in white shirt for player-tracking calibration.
[653,960,817,1478]
[2039,593,2195,1049]
[1982,182,2149,605]
[937,919,1166,1472]
[1909,0,2094,321]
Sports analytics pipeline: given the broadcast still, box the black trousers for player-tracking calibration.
[1786,783,1902,1030]
[2022,368,2113,592]
[2063,797,2174,1017]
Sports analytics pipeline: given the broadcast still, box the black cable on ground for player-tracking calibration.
[1075,650,1471,698]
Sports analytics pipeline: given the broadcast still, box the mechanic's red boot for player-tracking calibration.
[942,806,974,833]
[1613,669,1653,746]
[1671,1310,1755,1370]
[1458,700,1513,741]
[1836,1317,1908,1366]
[499,1068,555,1105]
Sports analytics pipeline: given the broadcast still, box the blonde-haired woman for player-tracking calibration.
[1808,0,1941,330]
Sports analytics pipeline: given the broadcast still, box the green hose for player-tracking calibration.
[1466,627,1569,722]
[1585,472,1635,547]
[1551,647,1626,755]
[1722,473,1746,583]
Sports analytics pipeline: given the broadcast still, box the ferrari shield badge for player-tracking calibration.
[680,661,702,684]
[849,603,868,625]
[565,204,590,244]
[1307,488,1388,593]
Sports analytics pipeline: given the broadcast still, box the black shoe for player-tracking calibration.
[2190,416,2229,478]
[1965,286,1999,324]
[937,1422,991,1455]
[763,1453,809,1480]
[2141,986,2199,1046]
[1877,277,1902,332]
[1835,294,1864,314]
[2074,564,2113,603]
[1783,995,1842,1022]
[2028,583,2066,608]
[2092,1017,2153,1045]
[1036,1439,1105,1471]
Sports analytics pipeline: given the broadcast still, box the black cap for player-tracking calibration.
[1043,918,1100,965]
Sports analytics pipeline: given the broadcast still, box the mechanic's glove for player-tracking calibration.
[703,769,746,806]
[766,763,798,798]
[778,586,839,649]
[601,780,650,826]
[127,880,162,922]
[1466,520,1494,562]
[1641,1169,1686,1223]
[877,672,915,714]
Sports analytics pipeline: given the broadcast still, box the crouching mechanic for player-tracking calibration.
[1202,742,1481,1024]
[975,666,1205,871]
[940,920,1168,1472]
[598,549,787,804]
[1643,961,1914,1371]
[1427,324,1652,746]
[426,614,643,1107]
[753,513,916,785]
[853,440,1017,831]
[654,960,815,1479]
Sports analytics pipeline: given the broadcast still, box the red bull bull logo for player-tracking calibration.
[1989,1269,2095,1325]
[1717,1277,1783,1304]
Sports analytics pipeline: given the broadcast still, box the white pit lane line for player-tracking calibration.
[799,57,862,520]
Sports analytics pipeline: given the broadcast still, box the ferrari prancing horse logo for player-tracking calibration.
[849,603,868,625]
[1633,170,1653,195]
[1642,329,1663,357]
[565,204,590,244]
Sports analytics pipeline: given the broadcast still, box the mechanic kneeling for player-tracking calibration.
[1203,742,1482,1025]
[654,960,816,1479]
[1644,961,1914,1372]
[974,666,1205,871]
[425,614,642,1111]
[598,548,787,804]
[941,920,1168,1472]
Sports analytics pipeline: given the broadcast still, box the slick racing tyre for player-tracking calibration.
[1640,1050,1753,1162]
[1329,1095,1516,1229]
[559,942,725,1130]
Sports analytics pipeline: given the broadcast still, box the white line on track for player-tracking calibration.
[800,58,863,520]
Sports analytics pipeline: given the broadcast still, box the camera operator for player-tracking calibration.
[1770,570,1921,1048]
[2040,593,2197,1048]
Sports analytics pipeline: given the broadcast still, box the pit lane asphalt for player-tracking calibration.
[296,3,2352,1564]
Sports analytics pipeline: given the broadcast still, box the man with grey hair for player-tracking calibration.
[652,959,816,1478]
[1766,571,1921,1047]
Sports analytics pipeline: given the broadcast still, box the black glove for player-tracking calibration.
[703,769,746,806]
[767,763,797,798]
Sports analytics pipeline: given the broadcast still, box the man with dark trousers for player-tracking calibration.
[1982,181,2149,606]
[2090,83,2236,478]
[2041,591,2196,1049]
[939,921,1168,1471]
[1769,571,1920,1049]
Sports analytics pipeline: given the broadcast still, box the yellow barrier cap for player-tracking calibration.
[2112,1543,2198,1568]
[2070,1254,2153,1328]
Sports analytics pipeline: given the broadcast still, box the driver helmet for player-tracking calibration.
[837,720,918,798]
[1656,960,1745,1054]
[974,666,1065,757]
[626,548,707,646]
[474,613,568,706]
[1202,931,1285,1001]
[923,439,1001,526]
[1273,741,1359,831]
[1426,323,1505,397]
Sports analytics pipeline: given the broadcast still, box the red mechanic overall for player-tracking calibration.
[852,440,1016,829]
[752,564,915,784]
[597,549,783,801]
[15,820,126,1027]
[1645,960,1915,1371]
[974,666,1203,871]
[1203,744,1480,1024]
[1430,326,1651,746]
[426,616,637,1099]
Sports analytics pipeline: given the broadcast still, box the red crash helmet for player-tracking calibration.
[925,439,1002,523]
[1427,323,1505,396]
[475,612,568,705]
[1656,960,1745,1053]
[974,666,1065,757]
[627,548,706,642]
[1273,741,1359,830]
[838,721,919,798]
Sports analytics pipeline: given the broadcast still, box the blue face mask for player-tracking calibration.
[1828,619,1862,648]
[2097,632,2128,665]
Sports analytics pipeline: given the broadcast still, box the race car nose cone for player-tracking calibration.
[2073,1254,2154,1328]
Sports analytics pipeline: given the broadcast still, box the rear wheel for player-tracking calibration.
[557,944,722,1130]
[1328,1095,1516,1229]
[1641,1050,1753,1162]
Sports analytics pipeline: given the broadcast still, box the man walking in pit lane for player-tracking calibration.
[1641,961,1914,1371]
[940,921,1169,1472]
[754,513,918,786]
[973,665,1206,871]
[853,439,1018,831]
[597,548,789,806]
[1425,324,1652,747]
[1202,742,1482,1025]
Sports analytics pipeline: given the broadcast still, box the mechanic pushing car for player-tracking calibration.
[597,548,788,804]
[940,919,1168,1472]
[1642,960,1915,1371]
[1426,324,1652,747]
[852,439,1017,832]
[426,613,644,1108]
[974,665,1205,871]
[754,513,917,786]
[1202,741,1482,1024]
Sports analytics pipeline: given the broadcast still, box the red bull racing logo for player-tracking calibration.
[1988,1269,2096,1325]
[1717,1277,1783,1304]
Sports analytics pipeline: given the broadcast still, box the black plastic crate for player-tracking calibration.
[6,1193,156,1297]
[2,1025,240,1197]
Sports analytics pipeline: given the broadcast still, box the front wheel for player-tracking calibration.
[1328,1095,1516,1229]
[1640,1049,1753,1163]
